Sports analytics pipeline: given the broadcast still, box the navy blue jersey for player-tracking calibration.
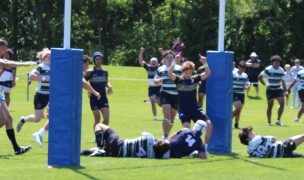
[175,75,201,109]
[84,67,108,95]
[143,63,159,86]
[170,129,205,158]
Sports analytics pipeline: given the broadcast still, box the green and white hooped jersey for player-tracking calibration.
[260,65,285,90]
[295,69,304,90]
[248,135,283,158]
[121,135,156,158]
[233,71,250,94]
[36,63,50,94]
[155,64,182,95]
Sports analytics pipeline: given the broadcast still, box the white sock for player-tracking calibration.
[205,144,208,151]
[38,128,46,137]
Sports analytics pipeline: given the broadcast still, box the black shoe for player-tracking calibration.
[81,149,93,156]
[15,145,32,155]
[234,123,239,129]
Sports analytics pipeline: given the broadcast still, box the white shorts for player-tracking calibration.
[0,85,12,93]
[0,93,5,101]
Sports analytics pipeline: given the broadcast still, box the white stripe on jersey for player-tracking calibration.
[248,135,283,158]
[154,65,182,95]
[122,135,155,158]
[295,69,304,90]
[233,70,250,94]
[36,63,50,94]
[260,65,285,90]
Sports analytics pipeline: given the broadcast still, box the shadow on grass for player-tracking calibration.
[247,95,262,100]
[0,154,14,159]
[53,165,99,180]
[211,152,286,171]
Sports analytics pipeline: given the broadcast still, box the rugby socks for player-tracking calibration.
[95,130,104,148]
[6,129,20,151]
[163,133,168,140]
[205,144,208,152]
[38,128,46,137]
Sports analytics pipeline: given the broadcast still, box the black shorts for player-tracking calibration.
[298,89,304,102]
[179,107,209,124]
[198,82,206,94]
[90,95,109,110]
[282,139,298,158]
[233,93,245,104]
[248,75,258,87]
[34,93,49,110]
[266,89,284,100]
[104,128,124,157]
[159,92,179,110]
[148,86,161,97]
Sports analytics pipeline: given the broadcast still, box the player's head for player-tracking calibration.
[4,48,14,59]
[153,140,170,158]
[294,59,301,67]
[250,52,258,59]
[181,61,195,79]
[36,48,51,65]
[92,51,103,65]
[150,57,158,66]
[163,50,175,66]
[83,55,91,72]
[238,61,246,72]
[270,55,282,66]
[193,120,207,135]
[239,126,253,146]
[0,38,8,56]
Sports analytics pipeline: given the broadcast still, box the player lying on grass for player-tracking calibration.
[81,120,208,159]
[239,126,304,158]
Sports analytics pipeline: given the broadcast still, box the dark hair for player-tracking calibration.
[239,126,253,145]
[6,48,14,57]
[270,55,282,63]
[163,50,175,59]
[153,141,170,158]
[83,55,91,63]
[238,60,246,68]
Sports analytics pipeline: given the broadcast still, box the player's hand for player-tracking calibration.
[107,86,113,94]
[140,47,145,53]
[199,53,207,64]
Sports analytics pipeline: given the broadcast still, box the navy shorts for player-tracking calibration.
[34,93,49,110]
[159,92,179,110]
[148,86,161,97]
[90,95,109,110]
[266,89,284,100]
[282,139,298,158]
[198,81,206,94]
[179,107,209,124]
[104,128,124,157]
[298,89,304,102]
[233,93,245,104]
[248,75,258,87]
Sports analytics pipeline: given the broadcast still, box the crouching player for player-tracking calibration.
[82,120,208,159]
[239,126,304,158]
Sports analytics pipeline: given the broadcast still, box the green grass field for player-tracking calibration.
[0,65,304,179]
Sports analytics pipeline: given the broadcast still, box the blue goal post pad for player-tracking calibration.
[206,51,234,153]
[48,48,83,166]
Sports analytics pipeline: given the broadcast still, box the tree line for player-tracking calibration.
[1,0,304,67]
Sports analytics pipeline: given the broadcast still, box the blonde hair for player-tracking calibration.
[181,61,195,72]
[36,48,51,61]
[284,64,290,68]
